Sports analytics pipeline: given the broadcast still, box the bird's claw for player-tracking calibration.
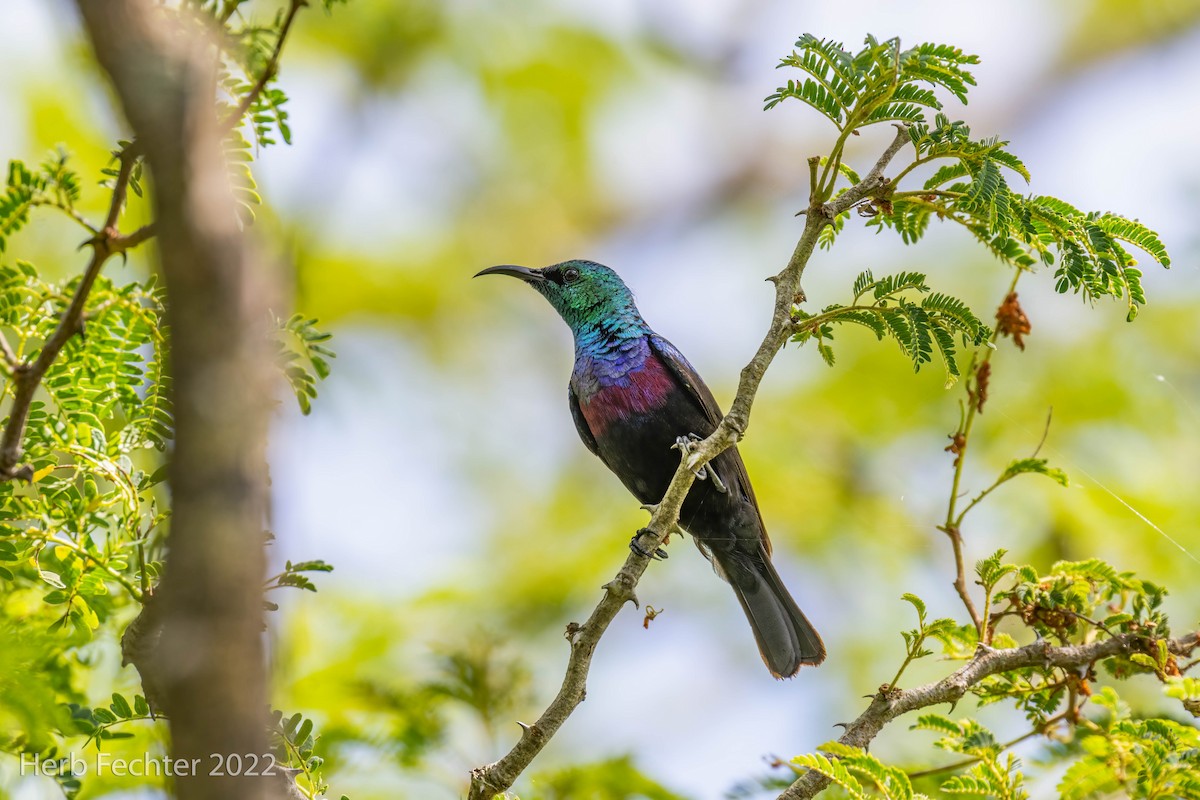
[672,433,703,454]
[630,528,668,560]
[672,433,726,493]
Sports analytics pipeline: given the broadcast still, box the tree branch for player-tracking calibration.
[220,0,306,137]
[467,122,914,800]
[776,631,1200,800]
[76,2,281,798]
[939,269,1024,638]
[0,0,293,482]
[0,143,150,481]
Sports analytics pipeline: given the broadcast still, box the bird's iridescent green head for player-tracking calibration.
[475,259,645,334]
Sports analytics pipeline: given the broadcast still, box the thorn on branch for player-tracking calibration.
[601,578,639,609]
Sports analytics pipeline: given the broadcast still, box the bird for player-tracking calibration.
[475,259,825,678]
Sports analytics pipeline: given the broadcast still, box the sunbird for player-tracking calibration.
[476,259,825,678]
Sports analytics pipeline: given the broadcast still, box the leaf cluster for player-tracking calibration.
[265,558,335,600]
[961,554,1174,726]
[0,262,171,641]
[272,709,332,798]
[769,34,1171,382]
[70,692,155,748]
[0,0,346,787]
[1,152,85,254]
[912,716,1028,799]
[792,742,927,800]
[275,313,336,415]
[876,114,1170,321]
[792,269,989,386]
[766,36,978,131]
[1001,557,1168,645]
[1058,688,1200,799]
[889,593,958,688]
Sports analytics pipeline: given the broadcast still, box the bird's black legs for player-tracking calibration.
[629,528,669,560]
[672,433,727,493]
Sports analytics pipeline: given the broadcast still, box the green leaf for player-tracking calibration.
[110,693,133,719]
[901,592,927,623]
[872,272,930,300]
[792,750,870,800]
[1000,458,1068,487]
[912,713,960,736]
[1057,756,1118,800]
[852,269,876,299]
[975,550,1017,589]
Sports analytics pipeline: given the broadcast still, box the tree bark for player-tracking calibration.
[74,3,279,798]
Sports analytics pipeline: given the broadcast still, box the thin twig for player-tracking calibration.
[220,0,306,136]
[30,199,101,234]
[940,269,1024,636]
[0,144,147,481]
[0,0,290,481]
[941,524,982,634]
[776,631,1200,800]
[467,123,915,800]
[1031,407,1052,458]
[0,333,18,371]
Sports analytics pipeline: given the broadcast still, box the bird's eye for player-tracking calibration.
[563,267,580,284]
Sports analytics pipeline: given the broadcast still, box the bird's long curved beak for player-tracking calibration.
[474,264,546,283]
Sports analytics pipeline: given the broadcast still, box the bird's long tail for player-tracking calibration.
[714,551,825,678]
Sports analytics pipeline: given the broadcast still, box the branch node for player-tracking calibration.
[601,579,639,609]
[974,642,999,658]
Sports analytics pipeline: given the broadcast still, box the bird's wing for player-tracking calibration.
[648,334,771,553]
[648,335,725,426]
[567,382,603,460]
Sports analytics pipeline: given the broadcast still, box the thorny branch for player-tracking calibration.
[0,2,305,483]
[777,631,1200,800]
[0,144,148,481]
[466,124,914,800]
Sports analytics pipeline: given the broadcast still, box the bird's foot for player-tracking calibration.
[672,433,702,454]
[673,433,708,478]
[671,433,727,493]
[629,528,668,560]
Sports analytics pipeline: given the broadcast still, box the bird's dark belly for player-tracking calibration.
[592,397,709,506]
[591,391,759,554]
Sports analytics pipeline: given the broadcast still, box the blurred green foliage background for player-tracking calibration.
[1,0,1198,798]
